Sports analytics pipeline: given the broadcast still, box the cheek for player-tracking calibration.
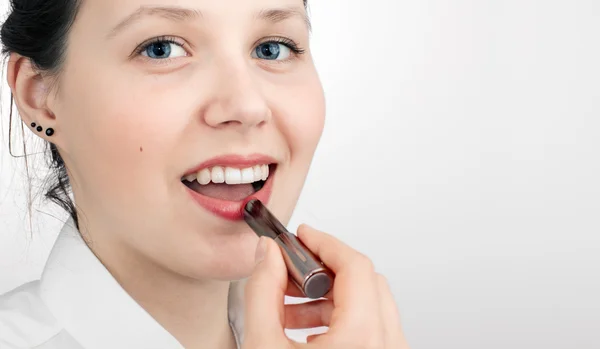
[58,69,191,194]
[276,77,326,159]
[266,75,325,224]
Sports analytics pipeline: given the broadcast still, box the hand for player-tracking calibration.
[242,224,410,349]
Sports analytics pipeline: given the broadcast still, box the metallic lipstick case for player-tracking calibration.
[243,199,334,299]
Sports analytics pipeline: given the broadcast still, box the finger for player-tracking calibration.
[296,225,380,325]
[376,274,410,348]
[285,279,307,298]
[244,237,289,339]
[297,224,371,275]
[284,299,334,329]
[376,274,402,328]
[306,333,325,344]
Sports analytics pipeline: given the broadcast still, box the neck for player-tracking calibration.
[82,225,238,349]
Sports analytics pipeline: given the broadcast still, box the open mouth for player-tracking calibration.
[182,164,276,202]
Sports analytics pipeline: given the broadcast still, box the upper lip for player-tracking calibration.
[182,153,278,177]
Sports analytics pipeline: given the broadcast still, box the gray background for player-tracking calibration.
[1,0,599,348]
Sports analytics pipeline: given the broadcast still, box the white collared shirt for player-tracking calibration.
[0,218,246,349]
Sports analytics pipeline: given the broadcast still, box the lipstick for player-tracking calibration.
[243,199,334,299]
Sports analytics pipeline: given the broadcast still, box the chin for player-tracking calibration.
[197,255,257,282]
[174,230,259,282]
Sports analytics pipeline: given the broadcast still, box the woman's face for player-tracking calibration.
[48,0,324,279]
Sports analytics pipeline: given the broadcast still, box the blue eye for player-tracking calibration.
[253,42,292,61]
[141,40,187,59]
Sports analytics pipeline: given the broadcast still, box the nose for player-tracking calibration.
[203,65,271,131]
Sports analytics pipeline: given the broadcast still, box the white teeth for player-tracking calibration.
[197,168,211,185]
[225,168,242,184]
[253,165,262,181]
[241,168,255,183]
[184,164,271,185]
[211,166,225,183]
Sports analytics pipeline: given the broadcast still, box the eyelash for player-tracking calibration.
[132,36,306,61]
[133,36,184,57]
[258,37,306,56]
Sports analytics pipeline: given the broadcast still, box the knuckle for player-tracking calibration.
[376,273,390,289]
[350,252,375,274]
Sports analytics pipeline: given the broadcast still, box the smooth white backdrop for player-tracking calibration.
[1,0,599,348]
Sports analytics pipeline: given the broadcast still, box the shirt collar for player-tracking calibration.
[39,218,245,349]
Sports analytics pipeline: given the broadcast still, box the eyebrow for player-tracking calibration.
[256,7,312,32]
[107,6,202,39]
[108,6,311,39]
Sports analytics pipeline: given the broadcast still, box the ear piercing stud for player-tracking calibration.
[30,122,54,137]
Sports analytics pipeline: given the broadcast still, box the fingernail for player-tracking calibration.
[255,237,267,265]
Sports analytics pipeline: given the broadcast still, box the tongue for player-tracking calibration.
[190,182,255,201]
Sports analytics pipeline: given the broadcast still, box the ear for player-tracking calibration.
[7,53,56,138]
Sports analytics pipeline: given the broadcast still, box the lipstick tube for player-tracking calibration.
[243,199,334,299]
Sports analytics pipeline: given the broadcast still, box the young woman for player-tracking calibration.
[0,0,410,348]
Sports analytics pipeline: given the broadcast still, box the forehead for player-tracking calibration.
[79,0,307,29]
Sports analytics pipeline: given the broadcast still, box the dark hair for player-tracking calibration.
[1,0,308,231]
[1,0,82,229]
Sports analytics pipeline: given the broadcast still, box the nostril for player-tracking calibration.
[222,120,242,126]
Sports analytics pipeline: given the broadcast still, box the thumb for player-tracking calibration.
[243,237,289,341]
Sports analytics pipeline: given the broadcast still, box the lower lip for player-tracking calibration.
[185,168,275,221]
